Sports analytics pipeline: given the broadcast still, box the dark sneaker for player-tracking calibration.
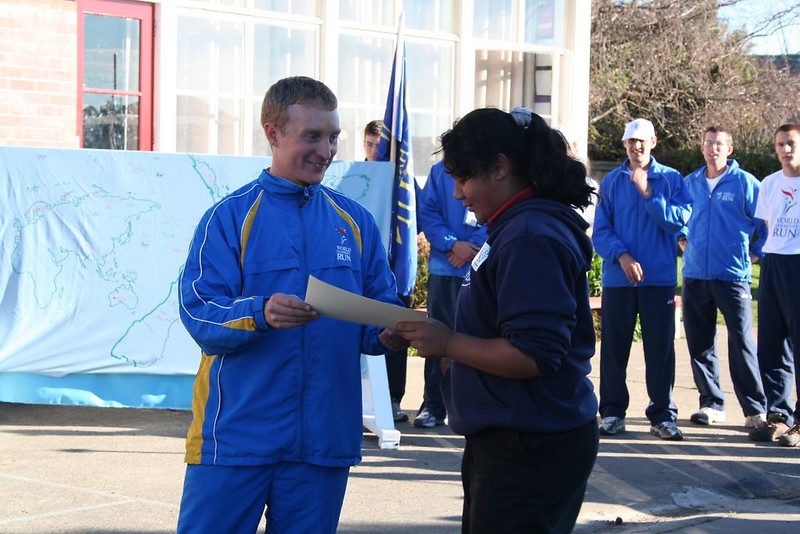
[778,424,800,448]
[413,409,445,428]
[599,416,626,435]
[650,421,684,441]
[748,413,790,442]
[690,407,726,425]
[391,400,409,423]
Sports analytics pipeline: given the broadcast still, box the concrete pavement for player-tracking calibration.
[1,332,799,533]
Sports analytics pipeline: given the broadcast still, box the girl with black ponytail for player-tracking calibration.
[397,107,599,533]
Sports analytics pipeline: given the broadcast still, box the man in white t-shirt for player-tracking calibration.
[749,123,800,447]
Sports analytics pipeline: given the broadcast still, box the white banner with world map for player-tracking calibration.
[0,147,394,410]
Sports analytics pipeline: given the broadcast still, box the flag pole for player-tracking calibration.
[389,11,404,165]
[377,9,417,298]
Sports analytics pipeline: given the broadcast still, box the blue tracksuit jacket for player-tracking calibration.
[682,159,766,282]
[179,170,400,468]
[593,157,690,287]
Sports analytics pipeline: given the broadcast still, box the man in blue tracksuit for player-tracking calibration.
[415,160,488,428]
[176,77,404,533]
[681,126,768,429]
[593,118,691,440]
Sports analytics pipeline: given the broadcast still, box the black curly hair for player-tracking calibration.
[438,108,594,210]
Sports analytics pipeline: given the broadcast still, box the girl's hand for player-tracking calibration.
[395,319,453,357]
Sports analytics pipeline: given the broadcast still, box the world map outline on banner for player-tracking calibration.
[0,148,393,387]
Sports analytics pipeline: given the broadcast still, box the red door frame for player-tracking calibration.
[77,0,154,150]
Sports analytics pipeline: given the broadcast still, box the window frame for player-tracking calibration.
[77,0,154,150]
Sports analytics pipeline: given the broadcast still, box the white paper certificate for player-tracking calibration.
[304,275,427,329]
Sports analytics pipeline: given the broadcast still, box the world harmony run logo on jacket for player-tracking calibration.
[715,191,735,203]
[335,226,352,263]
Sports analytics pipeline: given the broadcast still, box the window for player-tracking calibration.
[337,33,396,161]
[335,33,453,177]
[251,23,318,155]
[473,0,514,40]
[405,0,454,33]
[339,0,394,26]
[185,0,318,17]
[406,41,454,174]
[176,15,246,155]
[175,12,318,156]
[159,1,576,162]
[474,51,554,122]
[253,0,317,16]
[524,0,565,47]
[78,0,153,150]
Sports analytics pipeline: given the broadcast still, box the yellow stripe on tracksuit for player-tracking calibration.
[239,191,263,268]
[185,193,263,461]
[185,353,216,463]
[214,192,265,333]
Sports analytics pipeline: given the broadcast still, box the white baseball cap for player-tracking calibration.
[621,118,656,141]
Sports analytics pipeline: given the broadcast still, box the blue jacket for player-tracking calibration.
[418,161,488,278]
[443,198,598,435]
[593,157,690,287]
[682,160,766,282]
[179,170,400,468]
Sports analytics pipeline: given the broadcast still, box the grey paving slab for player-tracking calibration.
[1,332,799,533]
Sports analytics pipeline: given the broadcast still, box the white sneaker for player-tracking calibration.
[690,407,726,425]
[744,413,767,429]
[599,416,625,435]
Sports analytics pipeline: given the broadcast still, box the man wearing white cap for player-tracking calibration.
[592,118,691,440]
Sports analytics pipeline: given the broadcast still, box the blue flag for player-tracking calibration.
[378,14,417,298]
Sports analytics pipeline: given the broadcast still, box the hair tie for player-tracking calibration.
[510,106,533,128]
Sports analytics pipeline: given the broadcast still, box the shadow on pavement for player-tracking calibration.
[0,401,190,439]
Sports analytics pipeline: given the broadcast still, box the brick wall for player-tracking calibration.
[0,0,79,148]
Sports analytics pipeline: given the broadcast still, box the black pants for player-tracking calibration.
[386,294,411,403]
[757,254,800,424]
[461,420,599,534]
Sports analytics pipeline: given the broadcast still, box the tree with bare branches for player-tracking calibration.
[589,0,800,163]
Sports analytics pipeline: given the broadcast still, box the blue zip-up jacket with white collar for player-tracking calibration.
[592,157,690,287]
[418,161,488,278]
[179,170,401,468]
[682,159,766,282]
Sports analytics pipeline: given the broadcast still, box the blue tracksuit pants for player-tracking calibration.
[599,285,679,424]
[682,278,767,417]
[177,462,349,534]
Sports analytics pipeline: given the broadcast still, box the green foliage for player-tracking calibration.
[657,147,780,179]
[588,251,603,297]
[411,235,430,310]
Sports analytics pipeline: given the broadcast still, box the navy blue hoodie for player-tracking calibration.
[442,198,598,435]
